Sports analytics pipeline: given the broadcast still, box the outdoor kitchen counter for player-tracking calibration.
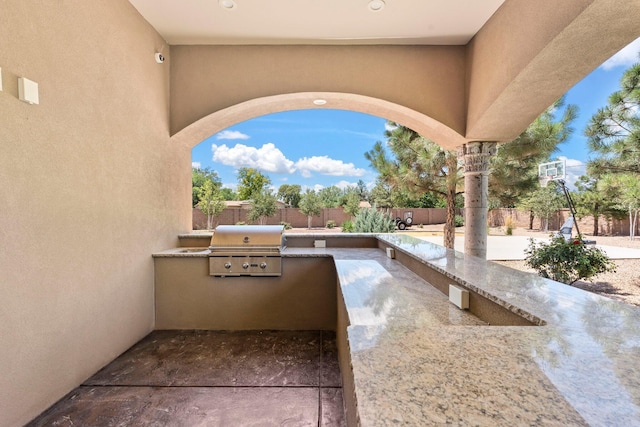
[154,235,640,426]
[290,237,640,426]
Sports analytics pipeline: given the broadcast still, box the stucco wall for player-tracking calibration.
[193,207,448,229]
[489,208,631,236]
[466,0,640,141]
[170,45,466,138]
[0,1,190,425]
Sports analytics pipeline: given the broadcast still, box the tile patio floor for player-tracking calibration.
[27,330,345,426]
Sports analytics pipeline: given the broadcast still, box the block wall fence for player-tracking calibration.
[193,207,447,230]
[488,208,631,236]
[195,207,632,236]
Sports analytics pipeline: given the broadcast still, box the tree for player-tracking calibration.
[369,179,446,209]
[197,179,226,230]
[365,123,462,248]
[369,179,393,208]
[237,167,271,200]
[573,175,623,236]
[342,189,361,219]
[586,60,640,239]
[277,184,302,208]
[600,174,640,240]
[489,98,577,208]
[219,187,237,201]
[298,189,322,229]
[586,62,640,176]
[518,184,565,232]
[247,189,278,225]
[318,186,342,208]
[192,167,221,207]
[355,179,369,202]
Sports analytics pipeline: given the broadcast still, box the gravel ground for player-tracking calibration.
[493,227,640,307]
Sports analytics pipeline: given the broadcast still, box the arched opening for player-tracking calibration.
[172,92,467,150]
[180,92,468,231]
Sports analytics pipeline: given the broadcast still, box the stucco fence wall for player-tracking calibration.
[193,207,447,230]
[195,207,631,236]
[488,208,631,236]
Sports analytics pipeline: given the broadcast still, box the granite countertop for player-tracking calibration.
[347,235,640,426]
[154,233,640,425]
[153,247,211,257]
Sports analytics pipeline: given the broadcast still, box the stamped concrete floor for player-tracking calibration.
[27,330,345,426]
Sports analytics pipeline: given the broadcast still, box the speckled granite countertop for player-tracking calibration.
[353,235,640,426]
[155,233,640,425]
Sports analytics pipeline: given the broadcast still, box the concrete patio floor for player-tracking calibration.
[27,330,345,426]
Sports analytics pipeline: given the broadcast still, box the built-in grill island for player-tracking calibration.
[208,225,285,277]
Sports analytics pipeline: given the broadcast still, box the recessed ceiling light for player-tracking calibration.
[219,0,236,10]
[313,99,327,106]
[368,0,385,12]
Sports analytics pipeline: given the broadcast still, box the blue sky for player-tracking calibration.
[192,37,640,192]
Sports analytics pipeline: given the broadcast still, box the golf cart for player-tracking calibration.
[395,211,413,230]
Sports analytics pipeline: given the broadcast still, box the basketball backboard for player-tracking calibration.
[538,159,566,187]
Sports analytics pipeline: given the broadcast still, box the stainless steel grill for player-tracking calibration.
[208,225,285,277]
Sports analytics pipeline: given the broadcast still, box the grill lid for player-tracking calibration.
[209,225,285,250]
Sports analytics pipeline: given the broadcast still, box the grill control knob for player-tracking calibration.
[224,262,231,269]
[260,262,267,269]
[242,262,249,269]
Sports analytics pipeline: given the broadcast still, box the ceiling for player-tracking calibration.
[128,0,506,45]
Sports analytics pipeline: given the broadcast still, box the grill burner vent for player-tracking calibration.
[208,225,285,277]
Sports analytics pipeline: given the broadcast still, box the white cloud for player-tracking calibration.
[301,184,325,192]
[558,156,587,190]
[334,180,358,190]
[211,142,295,174]
[384,122,398,132]
[295,156,366,178]
[211,142,369,179]
[216,130,250,140]
[600,36,640,70]
[222,183,238,191]
[192,161,201,169]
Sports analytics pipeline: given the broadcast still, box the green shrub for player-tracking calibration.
[341,220,354,233]
[505,216,515,236]
[454,214,464,227]
[235,221,246,225]
[279,221,292,230]
[353,207,395,233]
[326,220,336,229]
[524,235,616,285]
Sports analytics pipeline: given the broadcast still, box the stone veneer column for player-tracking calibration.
[460,142,497,259]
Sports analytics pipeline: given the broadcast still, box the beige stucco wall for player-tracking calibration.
[466,0,640,141]
[154,257,337,330]
[170,45,467,144]
[171,0,640,150]
[2,1,640,425]
[0,1,190,425]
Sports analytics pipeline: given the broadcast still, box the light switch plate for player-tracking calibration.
[314,240,326,248]
[18,77,39,104]
[449,284,469,310]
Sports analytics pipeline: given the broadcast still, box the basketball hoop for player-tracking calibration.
[538,175,552,188]
[538,160,566,188]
